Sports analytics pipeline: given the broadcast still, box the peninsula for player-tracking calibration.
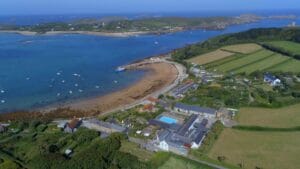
[0,14,296,37]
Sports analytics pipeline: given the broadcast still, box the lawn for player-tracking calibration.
[237,103,300,128]
[120,141,154,161]
[208,128,300,169]
[158,155,213,169]
[187,49,234,65]
[266,41,300,55]
[221,43,262,54]
[214,49,273,72]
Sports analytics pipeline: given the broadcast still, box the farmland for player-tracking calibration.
[237,103,300,128]
[187,50,234,65]
[208,129,300,169]
[194,42,300,74]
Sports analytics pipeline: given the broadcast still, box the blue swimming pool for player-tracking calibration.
[159,116,178,124]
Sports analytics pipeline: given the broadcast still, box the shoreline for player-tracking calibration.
[0,30,156,37]
[36,59,184,116]
[60,61,179,113]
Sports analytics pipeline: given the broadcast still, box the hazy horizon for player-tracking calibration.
[0,0,299,15]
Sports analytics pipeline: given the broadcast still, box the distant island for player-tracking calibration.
[0,14,297,36]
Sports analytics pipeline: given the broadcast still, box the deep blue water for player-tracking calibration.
[0,16,299,113]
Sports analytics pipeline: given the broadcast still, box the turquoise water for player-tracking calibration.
[159,116,178,124]
[0,17,299,113]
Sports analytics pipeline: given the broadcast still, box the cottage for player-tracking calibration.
[64,118,82,133]
[264,73,281,86]
[83,119,126,134]
[174,103,217,118]
[170,82,199,98]
[0,124,7,133]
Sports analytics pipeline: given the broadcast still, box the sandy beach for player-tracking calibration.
[65,61,179,113]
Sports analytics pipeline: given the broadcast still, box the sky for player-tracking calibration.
[0,0,299,15]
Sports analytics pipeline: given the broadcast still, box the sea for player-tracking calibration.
[0,10,299,113]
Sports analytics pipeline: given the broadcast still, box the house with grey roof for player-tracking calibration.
[0,124,7,133]
[174,103,217,118]
[169,82,198,98]
[83,119,126,135]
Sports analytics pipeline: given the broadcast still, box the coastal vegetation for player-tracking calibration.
[0,15,261,34]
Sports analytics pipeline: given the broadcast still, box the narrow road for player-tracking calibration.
[188,155,229,169]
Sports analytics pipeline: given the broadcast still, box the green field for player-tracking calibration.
[237,103,300,128]
[265,41,300,54]
[209,129,300,169]
[206,49,300,73]
[158,155,213,169]
[208,103,300,169]
[267,59,300,72]
[213,49,274,72]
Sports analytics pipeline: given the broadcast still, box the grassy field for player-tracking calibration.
[237,104,300,128]
[120,140,154,161]
[234,53,290,74]
[267,59,300,72]
[265,41,300,54]
[221,43,262,54]
[158,155,213,169]
[187,49,234,65]
[208,129,300,169]
[214,49,273,72]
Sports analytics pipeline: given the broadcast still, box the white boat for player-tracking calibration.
[154,41,159,45]
[0,90,5,93]
[115,66,125,72]
[1,100,5,104]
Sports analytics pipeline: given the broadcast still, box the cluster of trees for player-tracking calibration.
[172,27,300,61]
[29,133,148,169]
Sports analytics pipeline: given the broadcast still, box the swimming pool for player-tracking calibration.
[159,116,178,124]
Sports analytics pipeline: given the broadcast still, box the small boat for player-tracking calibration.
[95,85,100,89]
[0,90,5,93]
[69,90,73,94]
[78,89,83,93]
[154,41,159,45]
[1,100,5,104]
[114,80,118,84]
[74,83,79,87]
[57,93,61,96]
[115,66,125,72]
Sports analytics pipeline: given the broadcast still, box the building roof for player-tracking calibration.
[147,97,159,103]
[88,119,126,132]
[177,114,198,136]
[264,73,278,81]
[143,104,154,111]
[67,119,81,129]
[194,131,206,144]
[175,103,217,115]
